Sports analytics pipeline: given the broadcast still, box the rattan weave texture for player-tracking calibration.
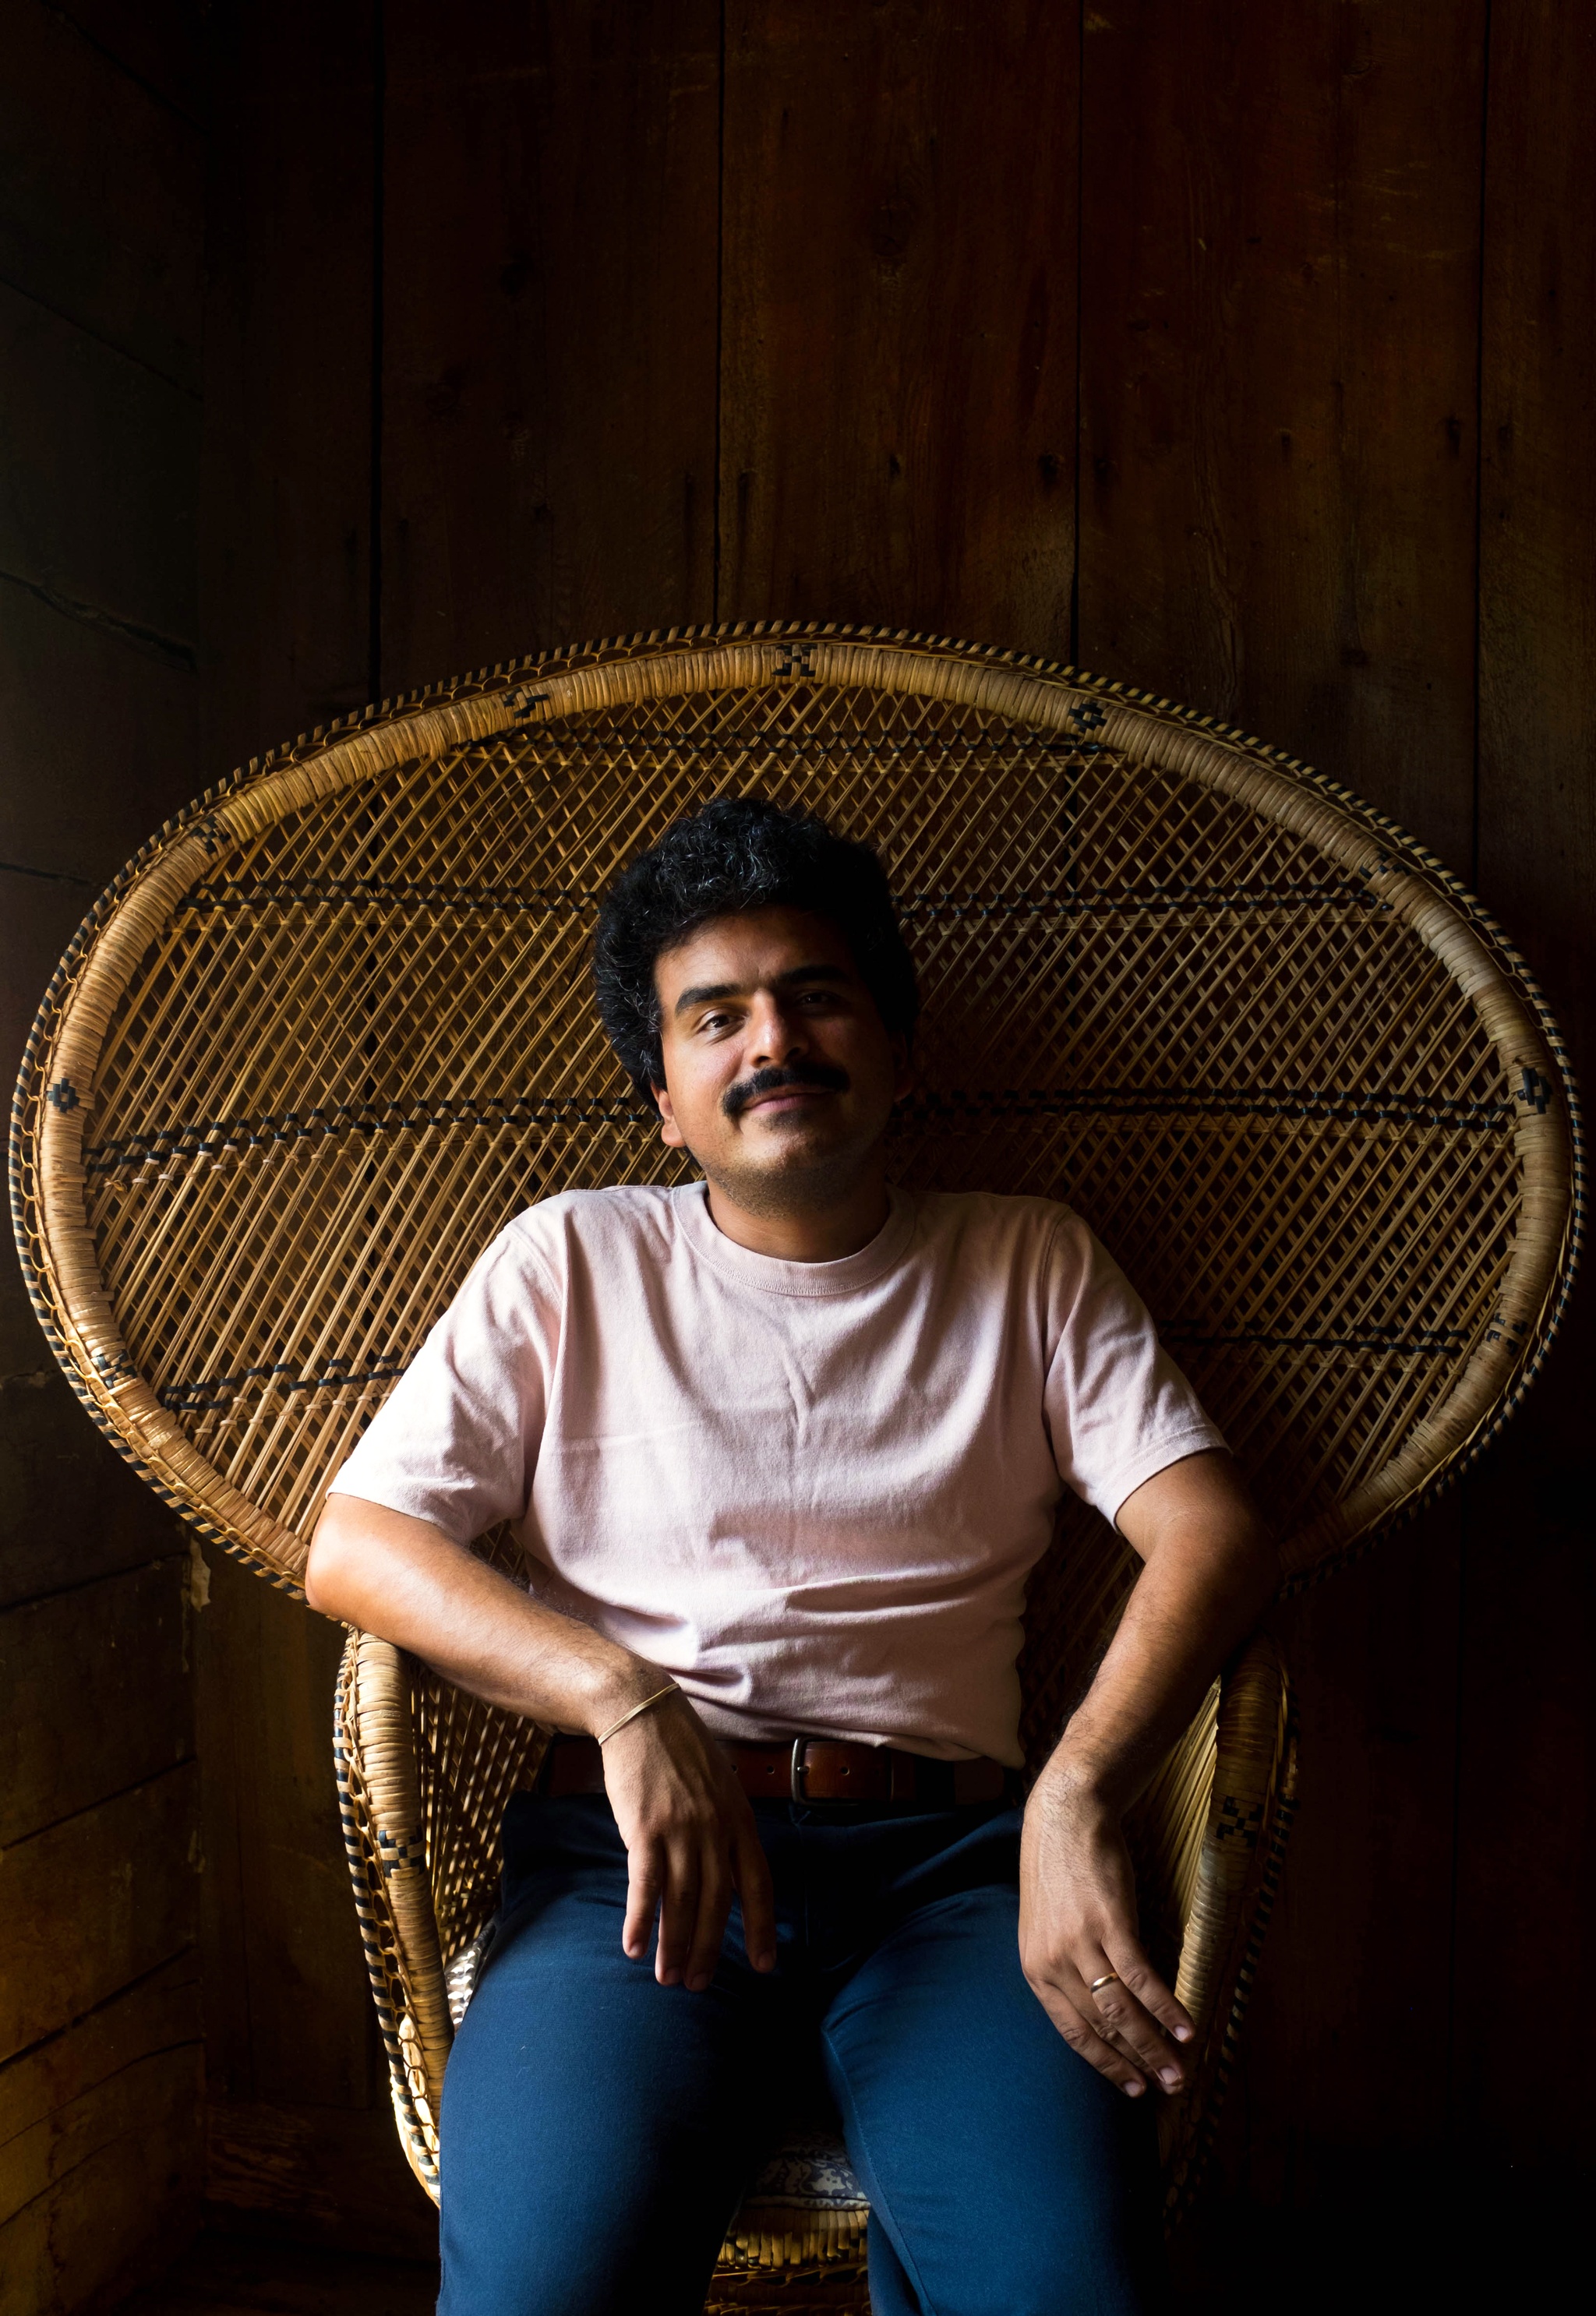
[12,625,1577,1601]
[9,621,1579,2290]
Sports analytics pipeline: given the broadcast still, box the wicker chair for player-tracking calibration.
[11,627,1579,2309]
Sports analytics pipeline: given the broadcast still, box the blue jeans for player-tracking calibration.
[438,1792,1163,2314]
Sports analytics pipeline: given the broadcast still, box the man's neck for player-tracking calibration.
[701,1164,892,1262]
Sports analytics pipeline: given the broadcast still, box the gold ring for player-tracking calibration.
[1089,1972,1121,1996]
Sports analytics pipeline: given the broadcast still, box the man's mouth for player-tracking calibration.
[746,1085,823,1114]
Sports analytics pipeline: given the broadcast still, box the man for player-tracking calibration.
[307,797,1277,2315]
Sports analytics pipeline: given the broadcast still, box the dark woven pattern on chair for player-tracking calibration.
[12,624,1579,2296]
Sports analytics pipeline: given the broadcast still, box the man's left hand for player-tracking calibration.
[1018,1767,1195,2099]
[1016,1451,1276,2096]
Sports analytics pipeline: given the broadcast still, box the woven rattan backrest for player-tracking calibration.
[12,627,1579,1826]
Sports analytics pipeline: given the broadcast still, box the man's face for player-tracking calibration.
[651,906,911,1216]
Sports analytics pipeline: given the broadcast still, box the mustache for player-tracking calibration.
[722,1061,851,1119]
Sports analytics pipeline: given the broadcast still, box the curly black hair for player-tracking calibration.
[592,796,920,1100]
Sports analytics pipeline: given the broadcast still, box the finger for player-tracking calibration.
[654,1843,701,1986]
[1084,1954,1195,2102]
[1110,1943,1195,2046]
[622,1844,662,1964]
[1075,1964,1176,2093]
[683,1845,732,1992]
[732,1820,777,1972]
[1029,1979,1147,2096]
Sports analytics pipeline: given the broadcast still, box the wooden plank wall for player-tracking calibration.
[0,5,210,2309]
[9,0,1584,2298]
[1461,0,1594,2221]
[189,0,427,2260]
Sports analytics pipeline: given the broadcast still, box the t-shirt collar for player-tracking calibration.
[672,1179,915,1296]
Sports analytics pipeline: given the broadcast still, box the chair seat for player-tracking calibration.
[722,2127,870,2276]
[739,2127,866,2212]
[722,2131,870,2279]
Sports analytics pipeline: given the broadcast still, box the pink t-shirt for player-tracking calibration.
[331,1184,1223,1764]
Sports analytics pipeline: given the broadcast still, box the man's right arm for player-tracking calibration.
[306,1494,776,1990]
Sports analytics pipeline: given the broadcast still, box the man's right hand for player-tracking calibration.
[599,1689,778,1991]
[305,1496,776,1989]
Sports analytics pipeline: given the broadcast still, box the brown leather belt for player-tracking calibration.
[542,1733,1012,1809]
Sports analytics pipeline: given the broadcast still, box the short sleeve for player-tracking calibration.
[327,1220,559,1544]
[1042,1216,1227,1525]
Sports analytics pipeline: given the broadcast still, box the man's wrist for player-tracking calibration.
[576,1653,673,1741]
[1033,1742,1132,1816]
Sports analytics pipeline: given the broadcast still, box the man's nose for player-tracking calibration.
[746,994,807,1068]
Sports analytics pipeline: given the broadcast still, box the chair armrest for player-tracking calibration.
[334,1631,453,2203]
[1158,1632,1298,2218]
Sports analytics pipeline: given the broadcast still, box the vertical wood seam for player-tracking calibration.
[1447,0,1495,2146]
[1471,0,1493,896]
[1069,0,1084,666]
[712,0,726,623]
[368,0,387,704]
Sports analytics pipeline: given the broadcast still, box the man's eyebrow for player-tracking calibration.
[672,963,852,1017]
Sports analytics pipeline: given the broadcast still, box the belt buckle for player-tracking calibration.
[790,1736,808,1803]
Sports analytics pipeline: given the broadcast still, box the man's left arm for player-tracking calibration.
[1019,1447,1279,2099]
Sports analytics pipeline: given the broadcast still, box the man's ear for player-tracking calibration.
[652,1083,685,1149]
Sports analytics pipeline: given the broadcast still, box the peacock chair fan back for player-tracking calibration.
[11,626,1580,2265]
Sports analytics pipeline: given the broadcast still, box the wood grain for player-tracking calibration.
[0,1,208,2281]
[1,2039,203,2244]
[1454,0,1596,2182]
[0,0,204,389]
[119,2230,437,2316]
[378,0,721,690]
[719,0,1078,649]
[0,2043,203,2316]
[195,1554,373,2113]
[204,2099,438,2263]
[1077,0,1486,867]
[0,1764,200,2065]
[1073,0,1492,2212]
[0,581,200,884]
[0,281,198,659]
[193,0,385,2145]
[1477,0,1596,1084]
[0,1951,200,2194]
[0,1556,193,1845]
[48,2,208,125]
[1,626,196,1622]
[1213,1518,1463,2200]
[198,0,376,766]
